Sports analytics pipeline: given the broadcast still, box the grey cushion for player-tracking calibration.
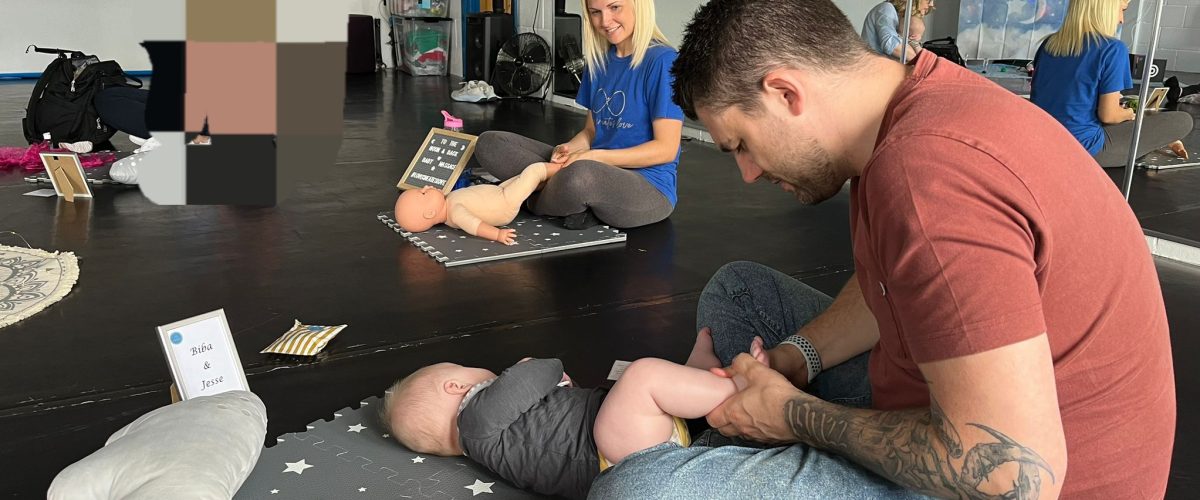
[48,390,267,499]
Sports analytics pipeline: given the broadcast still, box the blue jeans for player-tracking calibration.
[588,261,930,499]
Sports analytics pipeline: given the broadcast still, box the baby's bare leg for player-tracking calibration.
[685,327,722,370]
[594,358,736,464]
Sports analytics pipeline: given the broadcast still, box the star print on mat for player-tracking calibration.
[347,424,365,433]
[283,459,313,474]
[411,456,425,463]
[465,479,495,496]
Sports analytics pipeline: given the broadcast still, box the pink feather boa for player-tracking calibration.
[0,142,117,171]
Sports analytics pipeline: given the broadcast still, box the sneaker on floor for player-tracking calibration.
[110,152,144,185]
[562,209,601,230]
[451,81,489,103]
[133,136,161,154]
[129,135,148,147]
[480,82,500,101]
[58,141,93,154]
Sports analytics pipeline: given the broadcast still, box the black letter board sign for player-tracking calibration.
[396,128,479,194]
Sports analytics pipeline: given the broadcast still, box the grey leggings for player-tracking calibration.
[1093,110,1194,168]
[473,131,673,229]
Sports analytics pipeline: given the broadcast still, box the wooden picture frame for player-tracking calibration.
[396,128,478,195]
[156,309,250,401]
[1145,86,1169,112]
[40,152,93,202]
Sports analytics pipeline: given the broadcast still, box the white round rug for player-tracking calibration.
[0,244,79,329]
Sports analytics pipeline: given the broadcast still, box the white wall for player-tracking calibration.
[0,0,393,76]
[1123,0,1200,73]
[556,0,924,51]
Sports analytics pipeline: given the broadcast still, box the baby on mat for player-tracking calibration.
[393,162,560,245]
[379,332,767,499]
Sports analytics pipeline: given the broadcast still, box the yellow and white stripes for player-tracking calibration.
[260,320,347,356]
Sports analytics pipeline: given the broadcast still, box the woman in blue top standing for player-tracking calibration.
[474,0,684,229]
[1031,0,1191,168]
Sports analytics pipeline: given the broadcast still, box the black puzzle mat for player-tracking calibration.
[1138,149,1200,170]
[236,396,543,499]
[24,164,124,186]
[377,211,627,267]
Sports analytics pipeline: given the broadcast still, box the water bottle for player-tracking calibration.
[442,110,472,190]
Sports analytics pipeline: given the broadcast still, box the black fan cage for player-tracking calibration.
[493,32,553,97]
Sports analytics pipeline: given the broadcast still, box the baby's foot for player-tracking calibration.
[1168,140,1189,160]
[685,327,722,369]
[749,336,771,368]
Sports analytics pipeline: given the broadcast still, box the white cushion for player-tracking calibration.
[48,390,267,500]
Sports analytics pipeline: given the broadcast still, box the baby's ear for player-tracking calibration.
[423,208,438,219]
[444,380,472,394]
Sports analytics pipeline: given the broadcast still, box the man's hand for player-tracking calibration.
[706,353,805,444]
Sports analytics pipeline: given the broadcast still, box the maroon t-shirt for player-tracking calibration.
[853,51,1175,498]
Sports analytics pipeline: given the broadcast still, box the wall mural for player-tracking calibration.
[957,0,1069,60]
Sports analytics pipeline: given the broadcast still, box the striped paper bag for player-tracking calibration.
[261,320,348,356]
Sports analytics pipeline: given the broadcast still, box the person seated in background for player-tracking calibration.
[1031,0,1191,167]
[862,0,931,61]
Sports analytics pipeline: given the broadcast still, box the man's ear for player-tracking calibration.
[761,68,806,117]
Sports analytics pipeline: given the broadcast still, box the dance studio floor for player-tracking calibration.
[0,71,1197,498]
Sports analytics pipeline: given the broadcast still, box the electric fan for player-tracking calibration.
[491,32,554,98]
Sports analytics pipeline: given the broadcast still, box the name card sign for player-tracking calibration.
[156,309,250,400]
[396,128,478,194]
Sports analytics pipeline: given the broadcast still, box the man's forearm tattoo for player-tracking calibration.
[785,396,1055,499]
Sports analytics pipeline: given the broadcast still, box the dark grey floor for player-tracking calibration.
[0,71,1197,498]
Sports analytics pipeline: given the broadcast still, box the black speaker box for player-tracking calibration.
[347,14,379,74]
[465,13,514,81]
[554,13,583,97]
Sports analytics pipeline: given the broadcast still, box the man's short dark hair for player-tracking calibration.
[672,0,872,120]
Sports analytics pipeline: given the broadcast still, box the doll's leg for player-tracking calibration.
[594,358,736,464]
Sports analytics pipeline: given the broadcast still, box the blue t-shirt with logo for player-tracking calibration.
[1031,37,1132,155]
[575,44,685,206]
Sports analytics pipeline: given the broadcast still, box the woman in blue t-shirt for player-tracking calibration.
[1031,0,1191,168]
[474,0,684,229]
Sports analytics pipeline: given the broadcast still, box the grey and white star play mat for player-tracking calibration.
[378,212,627,267]
[236,395,545,499]
[0,244,79,329]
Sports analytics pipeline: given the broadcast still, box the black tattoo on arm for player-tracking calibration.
[785,396,1055,499]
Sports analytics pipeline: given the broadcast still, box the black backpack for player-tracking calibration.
[21,47,142,146]
[922,37,966,66]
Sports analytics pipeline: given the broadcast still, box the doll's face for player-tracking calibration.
[394,187,447,232]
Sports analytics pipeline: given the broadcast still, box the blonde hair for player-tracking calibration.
[580,0,671,74]
[1044,0,1123,57]
[379,366,449,455]
[890,0,926,18]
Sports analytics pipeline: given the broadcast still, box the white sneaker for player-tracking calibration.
[451,80,489,103]
[129,135,148,147]
[59,141,94,154]
[134,136,161,154]
[480,82,500,101]
[110,152,144,185]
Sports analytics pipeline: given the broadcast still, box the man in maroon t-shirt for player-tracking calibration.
[588,0,1175,499]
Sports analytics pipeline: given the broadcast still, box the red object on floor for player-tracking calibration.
[0,142,117,171]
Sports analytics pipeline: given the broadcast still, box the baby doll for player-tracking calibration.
[394,162,559,245]
[380,354,741,499]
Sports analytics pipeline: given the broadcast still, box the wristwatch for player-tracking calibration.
[779,335,823,384]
